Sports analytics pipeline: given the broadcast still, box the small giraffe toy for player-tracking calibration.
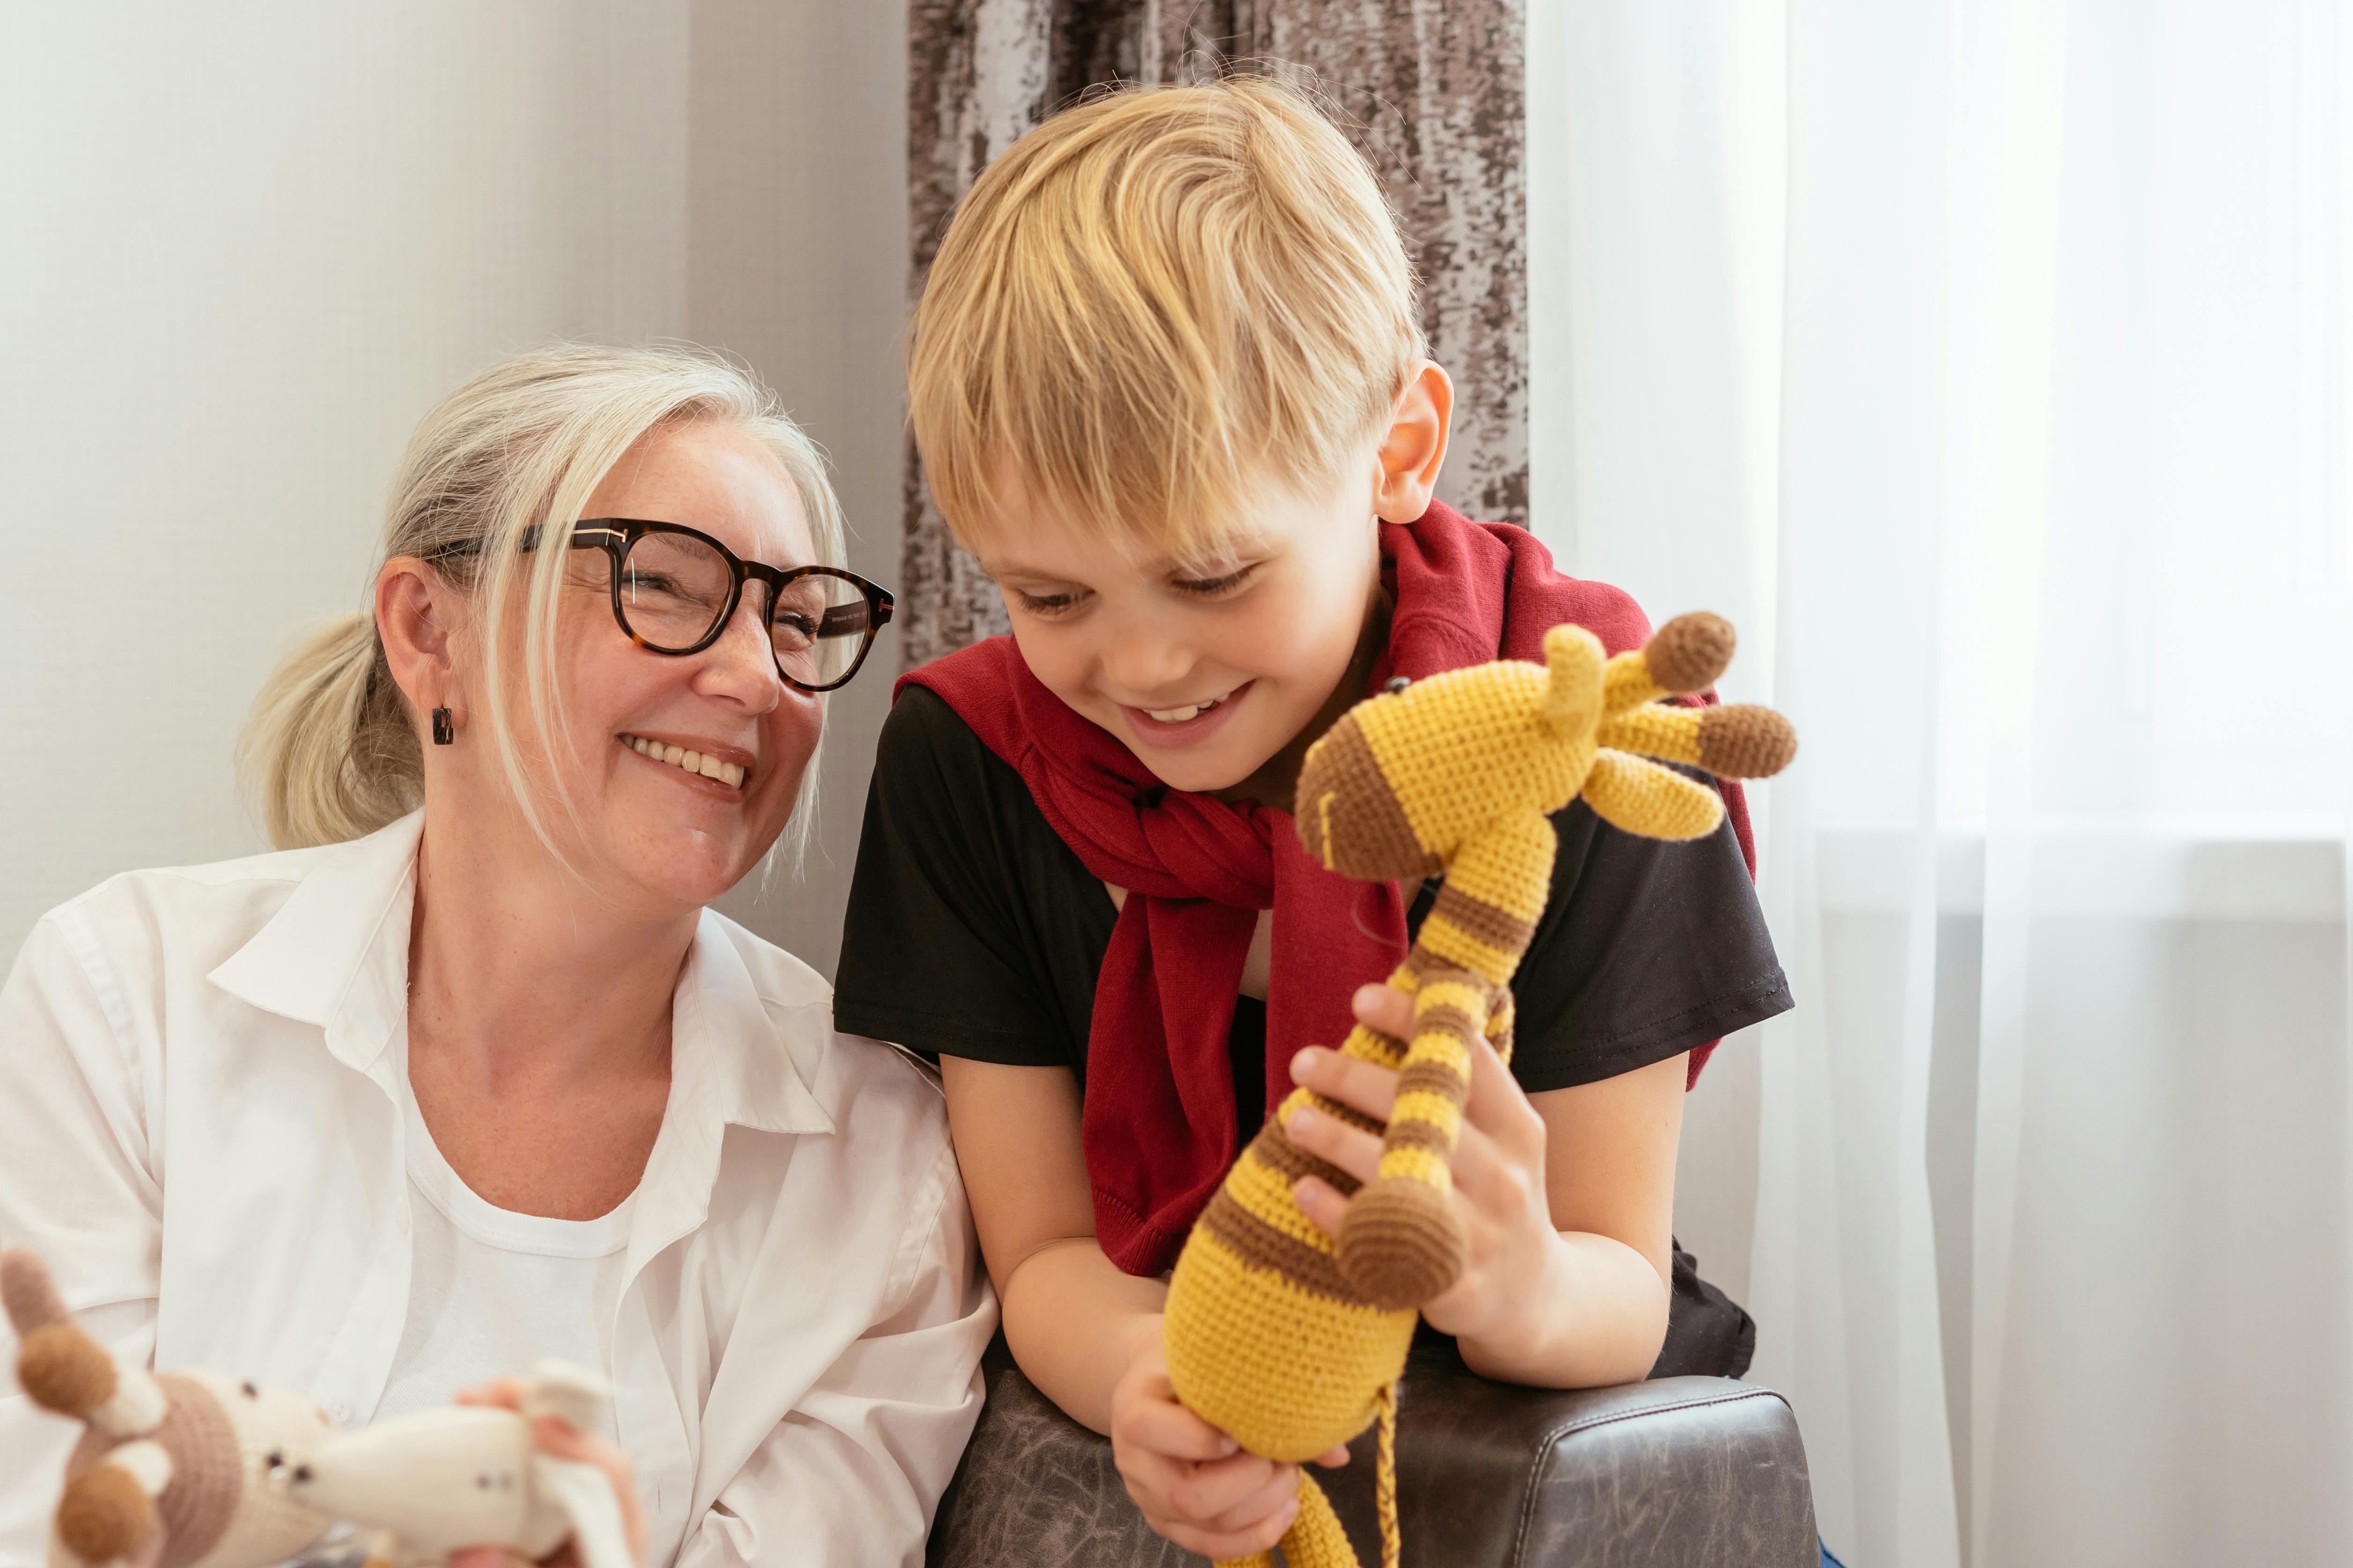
[1160,612,1796,1568]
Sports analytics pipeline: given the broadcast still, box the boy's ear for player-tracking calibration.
[1371,360,1454,525]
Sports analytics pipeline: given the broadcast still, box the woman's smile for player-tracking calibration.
[618,732,752,792]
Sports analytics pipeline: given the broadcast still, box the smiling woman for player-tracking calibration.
[0,345,990,1568]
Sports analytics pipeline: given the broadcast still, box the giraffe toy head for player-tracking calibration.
[1297,611,1795,884]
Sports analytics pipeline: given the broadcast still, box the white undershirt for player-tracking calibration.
[376,1040,637,1442]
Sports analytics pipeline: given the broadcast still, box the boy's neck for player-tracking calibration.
[1212,583,1393,815]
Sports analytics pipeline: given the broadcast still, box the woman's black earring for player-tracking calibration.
[431,708,455,746]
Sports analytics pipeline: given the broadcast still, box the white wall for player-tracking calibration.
[0,2,907,971]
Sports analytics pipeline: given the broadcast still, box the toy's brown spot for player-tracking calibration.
[1294,716,1435,880]
[17,1323,117,1417]
[1698,704,1799,778]
[57,1463,154,1563]
[1645,612,1736,694]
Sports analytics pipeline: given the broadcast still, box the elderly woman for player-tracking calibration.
[0,346,992,1568]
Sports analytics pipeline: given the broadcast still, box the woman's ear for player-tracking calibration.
[375,557,460,728]
[1370,360,1455,525]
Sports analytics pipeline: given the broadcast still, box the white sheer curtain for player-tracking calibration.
[1529,2,2353,1563]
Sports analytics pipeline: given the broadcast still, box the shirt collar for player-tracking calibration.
[206,811,835,1141]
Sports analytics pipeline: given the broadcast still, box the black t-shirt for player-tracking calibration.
[835,685,1793,1377]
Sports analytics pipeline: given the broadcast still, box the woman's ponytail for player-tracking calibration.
[237,610,421,850]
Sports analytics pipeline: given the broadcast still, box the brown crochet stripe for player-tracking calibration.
[1411,1000,1481,1046]
[1296,716,1434,879]
[1309,1094,1384,1138]
[1253,1121,1363,1197]
[1396,1059,1471,1104]
[1428,884,1537,960]
[1382,1115,1456,1157]
[1196,1190,1358,1305]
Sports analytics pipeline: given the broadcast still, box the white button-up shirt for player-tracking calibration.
[0,813,995,1568]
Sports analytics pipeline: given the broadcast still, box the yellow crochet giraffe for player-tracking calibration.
[1160,612,1796,1568]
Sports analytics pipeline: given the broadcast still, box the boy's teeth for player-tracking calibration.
[625,736,745,788]
[1144,695,1224,724]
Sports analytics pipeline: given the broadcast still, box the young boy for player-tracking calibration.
[836,81,1790,1561]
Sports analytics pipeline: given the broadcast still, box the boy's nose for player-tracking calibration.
[1098,626,1200,700]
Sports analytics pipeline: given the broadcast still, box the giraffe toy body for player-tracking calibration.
[1160,613,1796,1568]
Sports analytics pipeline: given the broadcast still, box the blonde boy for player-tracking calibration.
[837,80,1787,1560]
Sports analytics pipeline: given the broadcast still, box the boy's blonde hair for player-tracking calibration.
[907,78,1425,564]
[240,343,845,863]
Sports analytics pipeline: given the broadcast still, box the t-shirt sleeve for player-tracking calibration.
[1503,784,1793,1093]
[833,686,1086,1067]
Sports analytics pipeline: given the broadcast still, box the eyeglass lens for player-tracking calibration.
[617,530,871,688]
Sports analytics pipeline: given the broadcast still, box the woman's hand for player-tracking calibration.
[447,1381,649,1568]
[1285,983,1566,1353]
[1109,1322,1346,1559]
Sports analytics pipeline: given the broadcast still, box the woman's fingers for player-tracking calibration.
[450,1384,648,1568]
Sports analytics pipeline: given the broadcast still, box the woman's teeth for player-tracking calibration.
[623,735,745,788]
[1143,694,1228,724]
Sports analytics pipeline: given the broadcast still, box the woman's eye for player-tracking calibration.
[1171,564,1259,598]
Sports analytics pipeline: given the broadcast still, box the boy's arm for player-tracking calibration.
[939,1057,1310,1560]
[935,1056,1162,1430]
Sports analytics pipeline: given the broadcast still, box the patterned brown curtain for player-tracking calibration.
[901,0,1527,668]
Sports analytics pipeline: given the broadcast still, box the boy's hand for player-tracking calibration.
[1284,982,1564,1349]
[1109,1324,1346,1559]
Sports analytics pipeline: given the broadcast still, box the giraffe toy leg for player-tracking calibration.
[1331,963,1492,1309]
[1215,1471,1356,1568]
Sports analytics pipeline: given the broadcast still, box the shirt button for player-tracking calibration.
[326,1400,350,1422]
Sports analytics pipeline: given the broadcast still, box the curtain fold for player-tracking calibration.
[900,0,1529,667]
[1534,1,2353,1562]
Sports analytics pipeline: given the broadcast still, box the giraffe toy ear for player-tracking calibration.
[1642,611,1737,695]
[1539,623,1607,735]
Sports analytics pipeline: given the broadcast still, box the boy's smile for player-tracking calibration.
[976,461,1386,801]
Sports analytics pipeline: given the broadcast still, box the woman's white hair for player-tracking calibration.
[239,342,847,871]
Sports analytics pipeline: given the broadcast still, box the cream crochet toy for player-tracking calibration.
[4,1249,633,1568]
[1160,613,1796,1568]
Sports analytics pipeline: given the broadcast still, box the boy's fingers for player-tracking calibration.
[1457,1025,1546,1160]
[1118,1399,1242,1463]
[1287,1048,1398,1127]
[1282,1099,1384,1185]
[1315,1443,1351,1467]
[1161,1495,1300,1561]
[1351,982,1417,1040]
[1292,1174,1347,1238]
[1197,1464,1304,1534]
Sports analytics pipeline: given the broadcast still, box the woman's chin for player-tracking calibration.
[608,828,770,912]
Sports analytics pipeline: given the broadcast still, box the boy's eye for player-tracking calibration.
[1170,563,1259,598]
[1014,586,1088,616]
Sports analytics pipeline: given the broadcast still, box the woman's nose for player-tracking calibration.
[696,595,787,710]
